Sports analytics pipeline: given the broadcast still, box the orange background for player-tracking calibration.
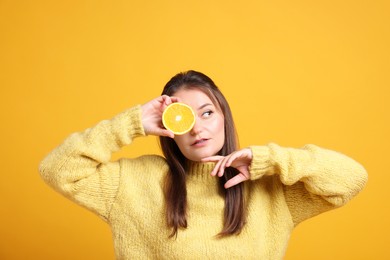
[1,1,389,259]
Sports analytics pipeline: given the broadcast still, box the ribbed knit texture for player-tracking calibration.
[39,106,368,259]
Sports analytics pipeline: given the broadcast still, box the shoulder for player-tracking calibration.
[120,154,168,169]
[119,154,168,173]
[115,154,169,193]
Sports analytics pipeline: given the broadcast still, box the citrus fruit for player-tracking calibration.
[162,102,196,135]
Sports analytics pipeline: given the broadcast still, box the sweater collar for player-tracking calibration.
[186,161,219,182]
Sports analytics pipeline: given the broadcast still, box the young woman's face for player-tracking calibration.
[173,88,225,162]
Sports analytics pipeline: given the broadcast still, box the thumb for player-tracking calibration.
[159,129,175,139]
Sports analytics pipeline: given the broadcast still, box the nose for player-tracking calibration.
[190,117,202,135]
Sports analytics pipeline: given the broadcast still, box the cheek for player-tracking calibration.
[173,135,191,154]
[174,136,185,148]
[210,116,225,140]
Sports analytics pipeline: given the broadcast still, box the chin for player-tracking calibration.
[185,155,203,162]
[187,151,216,162]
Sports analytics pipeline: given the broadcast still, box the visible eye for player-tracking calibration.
[202,110,214,118]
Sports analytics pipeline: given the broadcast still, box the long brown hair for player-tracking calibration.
[159,70,246,238]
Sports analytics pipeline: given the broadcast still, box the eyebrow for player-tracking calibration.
[197,103,213,110]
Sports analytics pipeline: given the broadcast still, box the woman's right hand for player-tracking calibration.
[141,95,179,138]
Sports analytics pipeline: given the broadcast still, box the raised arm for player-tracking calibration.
[249,143,368,225]
[39,106,145,220]
[203,143,368,226]
[39,95,179,220]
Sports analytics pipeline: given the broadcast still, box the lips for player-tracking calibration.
[191,138,209,146]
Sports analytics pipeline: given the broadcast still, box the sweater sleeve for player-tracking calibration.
[249,143,368,226]
[39,105,145,221]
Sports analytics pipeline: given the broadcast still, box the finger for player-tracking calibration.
[218,156,231,177]
[237,167,250,180]
[227,149,252,169]
[202,156,225,176]
[159,95,169,103]
[161,95,173,107]
[156,96,169,112]
[157,129,175,138]
[211,157,225,176]
[227,149,250,167]
[170,96,181,103]
[224,174,247,189]
[225,151,242,167]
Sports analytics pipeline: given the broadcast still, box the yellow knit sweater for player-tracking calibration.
[39,105,367,259]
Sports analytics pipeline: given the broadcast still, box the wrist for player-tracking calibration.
[125,105,146,138]
[249,146,273,180]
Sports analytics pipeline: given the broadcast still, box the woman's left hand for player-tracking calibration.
[202,148,253,189]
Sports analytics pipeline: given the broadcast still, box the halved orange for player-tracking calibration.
[162,102,195,135]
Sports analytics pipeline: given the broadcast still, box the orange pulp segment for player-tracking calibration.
[162,103,195,135]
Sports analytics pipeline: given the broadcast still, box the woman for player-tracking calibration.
[39,70,367,259]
